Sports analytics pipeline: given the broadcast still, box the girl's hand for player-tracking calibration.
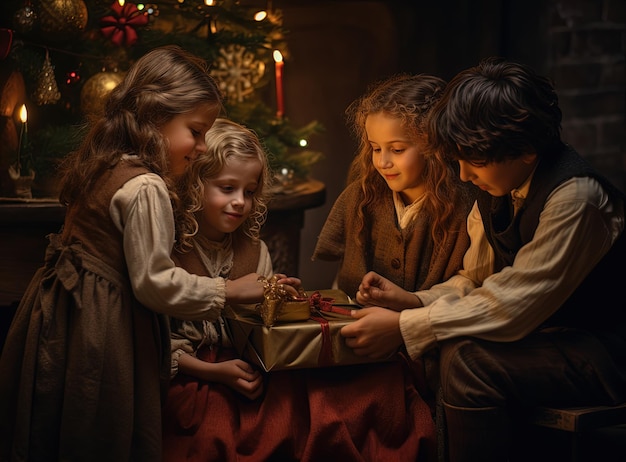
[178,353,264,400]
[274,273,304,298]
[225,273,265,304]
[211,358,264,400]
[356,271,423,311]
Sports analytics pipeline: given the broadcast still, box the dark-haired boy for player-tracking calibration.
[341,57,626,461]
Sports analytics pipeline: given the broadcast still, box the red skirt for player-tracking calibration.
[162,347,437,462]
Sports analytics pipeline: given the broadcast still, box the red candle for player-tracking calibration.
[273,50,284,118]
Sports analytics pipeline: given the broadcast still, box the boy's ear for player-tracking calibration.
[521,152,538,165]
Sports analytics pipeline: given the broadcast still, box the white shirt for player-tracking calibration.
[399,176,625,359]
[109,172,227,321]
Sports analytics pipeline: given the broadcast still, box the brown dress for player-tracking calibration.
[0,162,171,461]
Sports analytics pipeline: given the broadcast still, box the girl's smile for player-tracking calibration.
[197,156,263,241]
[365,112,427,204]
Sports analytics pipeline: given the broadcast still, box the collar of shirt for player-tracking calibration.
[511,163,538,215]
[393,191,426,229]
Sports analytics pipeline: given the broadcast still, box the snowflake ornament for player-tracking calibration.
[211,44,265,102]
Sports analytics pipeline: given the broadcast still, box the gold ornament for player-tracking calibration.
[257,275,288,327]
[38,0,88,41]
[80,71,124,118]
[256,275,309,326]
[33,52,61,105]
[211,44,265,103]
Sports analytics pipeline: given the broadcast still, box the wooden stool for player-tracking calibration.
[526,403,626,462]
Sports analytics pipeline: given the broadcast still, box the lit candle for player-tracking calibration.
[17,104,27,174]
[273,50,284,118]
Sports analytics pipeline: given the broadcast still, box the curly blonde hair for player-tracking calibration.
[175,118,273,252]
[345,73,460,246]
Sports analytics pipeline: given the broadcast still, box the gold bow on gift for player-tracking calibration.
[256,275,309,327]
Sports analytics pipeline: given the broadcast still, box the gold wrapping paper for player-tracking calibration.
[223,290,387,371]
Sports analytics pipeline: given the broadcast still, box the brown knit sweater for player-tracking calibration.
[312,181,473,298]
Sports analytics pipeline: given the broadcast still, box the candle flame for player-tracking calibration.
[273,50,283,63]
[118,0,125,6]
[19,104,27,124]
[254,10,267,21]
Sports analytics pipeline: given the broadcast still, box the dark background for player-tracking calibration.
[263,0,624,290]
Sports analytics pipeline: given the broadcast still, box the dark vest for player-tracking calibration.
[62,160,149,278]
[476,146,626,333]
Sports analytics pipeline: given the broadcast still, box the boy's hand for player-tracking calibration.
[340,307,402,359]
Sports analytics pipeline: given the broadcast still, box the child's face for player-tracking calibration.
[457,153,538,197]
[196,156,262,241]
[160,103,219,177]
[365,112,427,204]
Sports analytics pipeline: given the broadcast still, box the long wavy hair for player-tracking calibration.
[58,45,223,240]
[345,73,460,246]
[174,118,272,252]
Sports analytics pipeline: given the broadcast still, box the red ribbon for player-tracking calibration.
[100,2,148,47]
[308,291,333,312]
[308,291,357,366]
[309,314,334,367]
[308,291,352,316]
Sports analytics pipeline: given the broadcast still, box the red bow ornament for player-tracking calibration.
[100,2,148,47]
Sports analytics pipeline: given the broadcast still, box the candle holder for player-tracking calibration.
[8,162,35,198]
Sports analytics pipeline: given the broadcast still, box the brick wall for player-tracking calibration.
[549,0,626,192]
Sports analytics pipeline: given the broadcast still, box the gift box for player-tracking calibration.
[223,289,390,372]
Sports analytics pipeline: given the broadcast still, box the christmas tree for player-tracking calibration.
[0,0,323,197]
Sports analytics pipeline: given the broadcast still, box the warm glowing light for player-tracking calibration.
[273,50,284,117]
[254,10,267,21]
[118,0,125,6]
[19,104,27,124]
[104,78,119,92]
[137,3,144,10]
[299,139,308,147]
[204,0,215,5]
